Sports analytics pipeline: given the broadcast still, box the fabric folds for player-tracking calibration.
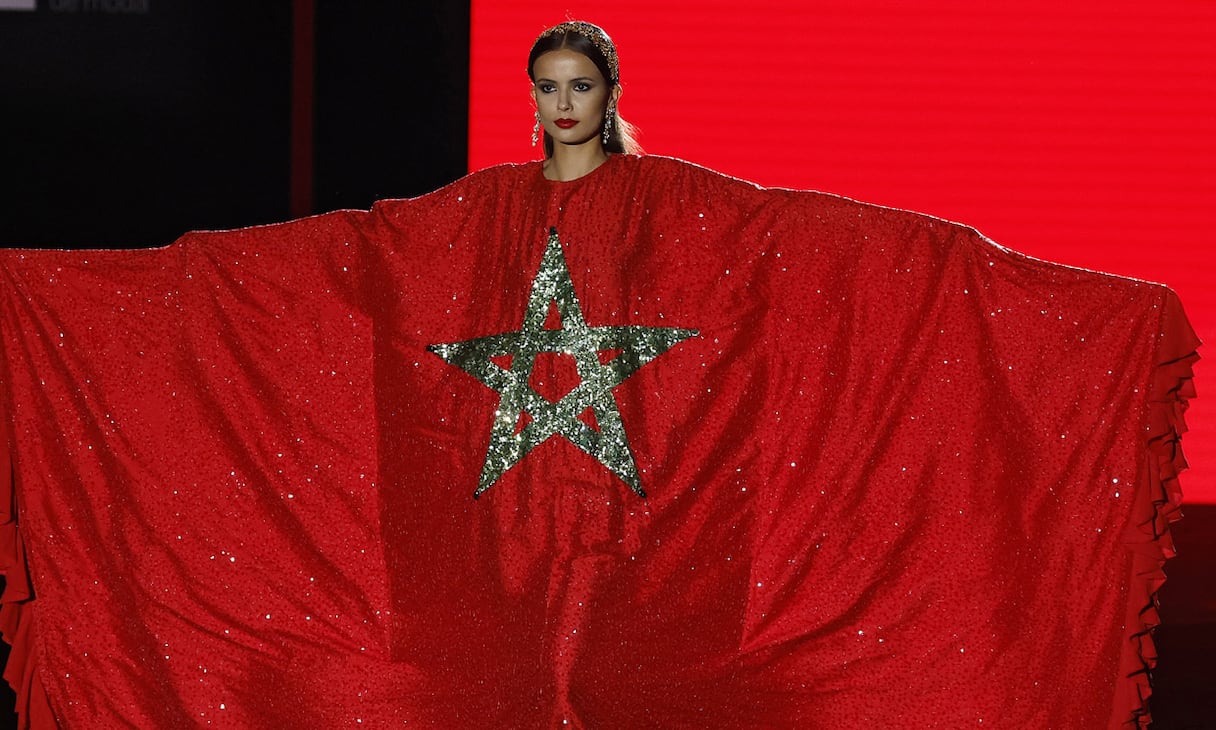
[0,155,1201,728]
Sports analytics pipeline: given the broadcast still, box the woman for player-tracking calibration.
[0,20,1196,729]
[527,21,638,181]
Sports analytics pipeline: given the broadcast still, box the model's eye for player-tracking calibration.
[537,83,556,93]
[574,82,592,92]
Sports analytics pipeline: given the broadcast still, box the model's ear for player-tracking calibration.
[611,84,622,105]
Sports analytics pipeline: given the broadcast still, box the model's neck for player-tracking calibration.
[543,144,610,181]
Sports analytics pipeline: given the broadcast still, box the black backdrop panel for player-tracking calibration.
[314,1,469,212]
[0,2,294,247]
[0,1,471,249]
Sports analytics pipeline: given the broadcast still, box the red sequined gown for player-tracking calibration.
[0,155,1198,728]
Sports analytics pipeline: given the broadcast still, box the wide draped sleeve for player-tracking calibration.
[0,155,1199,728]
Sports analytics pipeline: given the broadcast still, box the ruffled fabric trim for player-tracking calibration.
[1,433,55,728]
[1115,290,1200,729]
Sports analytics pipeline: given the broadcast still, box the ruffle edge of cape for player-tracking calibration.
[1,435,55,728]
[1116,289,1199,729]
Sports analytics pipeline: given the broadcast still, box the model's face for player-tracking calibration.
[531,49,619,149]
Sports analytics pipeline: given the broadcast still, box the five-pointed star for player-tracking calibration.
[428,228,698,498]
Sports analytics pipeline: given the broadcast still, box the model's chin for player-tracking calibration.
[549,130,601,147]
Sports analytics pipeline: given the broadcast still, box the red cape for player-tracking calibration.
[0,155,1199,727]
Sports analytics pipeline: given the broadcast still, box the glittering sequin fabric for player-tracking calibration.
[0,154,1199,728]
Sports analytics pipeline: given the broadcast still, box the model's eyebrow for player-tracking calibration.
[534,77,597,84]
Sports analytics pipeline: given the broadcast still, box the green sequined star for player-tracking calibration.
[428,228,698,499]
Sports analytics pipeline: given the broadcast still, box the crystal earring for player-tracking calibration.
[531,112,540,147]
[602,105,615,146]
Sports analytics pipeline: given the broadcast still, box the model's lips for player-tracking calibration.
[554,119,578,129]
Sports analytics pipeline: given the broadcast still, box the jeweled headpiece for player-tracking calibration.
[534,21,620,84]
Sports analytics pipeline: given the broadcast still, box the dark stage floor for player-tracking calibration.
[1149,503,1216,729]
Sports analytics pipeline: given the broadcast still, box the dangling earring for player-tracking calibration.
[602,105,616,146]
[531,112,540,147]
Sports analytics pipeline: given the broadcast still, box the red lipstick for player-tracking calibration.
[554,119,577,129]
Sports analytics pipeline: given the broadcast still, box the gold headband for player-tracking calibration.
[535,21,620,83]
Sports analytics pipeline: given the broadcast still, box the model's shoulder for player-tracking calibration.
[626,153,730,176]
[466,160,540,181]
[617,154,768,192]
[443,160,539,191]
[372,161,540,214]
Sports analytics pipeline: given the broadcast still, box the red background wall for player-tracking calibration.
[469,0,1215,502]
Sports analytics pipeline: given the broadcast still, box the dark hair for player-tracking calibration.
[527,23,641,158]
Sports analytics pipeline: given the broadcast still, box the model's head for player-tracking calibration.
[527,21,639,157]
